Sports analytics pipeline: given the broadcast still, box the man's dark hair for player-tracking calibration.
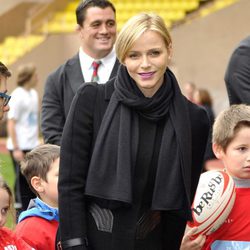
[0,61,11,77]
[76,0,116,26]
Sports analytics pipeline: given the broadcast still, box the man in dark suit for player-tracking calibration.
[225,36,250,105]
[41,0,119,145]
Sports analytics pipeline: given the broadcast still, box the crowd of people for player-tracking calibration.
[0,0,250,249]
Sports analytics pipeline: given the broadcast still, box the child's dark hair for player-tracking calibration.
[21,144,60,196]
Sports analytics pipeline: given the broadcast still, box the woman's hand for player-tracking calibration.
[180,227,206,250]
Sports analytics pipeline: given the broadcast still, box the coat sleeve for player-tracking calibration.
[58,84,98,249]
[224,37,250,105]
[41,72,65,145]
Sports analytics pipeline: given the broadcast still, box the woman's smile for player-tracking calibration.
[138,71,156,80]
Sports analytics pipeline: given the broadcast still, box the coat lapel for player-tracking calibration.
[66,54,119,95]
[66,54,85,94]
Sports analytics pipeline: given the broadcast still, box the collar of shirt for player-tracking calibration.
[18,197,59,223]
[233,177,250,188]
[79,47,116,84]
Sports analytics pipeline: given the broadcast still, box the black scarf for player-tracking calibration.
[85,65,192,211]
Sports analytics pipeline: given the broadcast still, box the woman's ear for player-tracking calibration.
[212,143,224,160]
[31,176,44,193]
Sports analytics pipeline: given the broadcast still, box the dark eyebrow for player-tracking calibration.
[106,19,115,22]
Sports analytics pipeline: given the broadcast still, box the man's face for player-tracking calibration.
[78,6,116,59]
[0,75,9,120]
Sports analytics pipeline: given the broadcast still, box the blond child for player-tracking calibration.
[15,144,60,249]
[181,104,250,250]
[0,175,33,249]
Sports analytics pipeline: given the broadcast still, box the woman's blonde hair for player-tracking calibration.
[115,13,172,64]
[213,104,250,150]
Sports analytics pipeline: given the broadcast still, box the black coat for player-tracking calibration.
[41,54,120,145]
[225,36,250,105]
[58,78,210,250]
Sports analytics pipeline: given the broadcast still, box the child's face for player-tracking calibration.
[215,127,250,179]
[41,157,59,208]
[0,188,10,228]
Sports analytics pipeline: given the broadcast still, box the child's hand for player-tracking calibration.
[180,227,206,250]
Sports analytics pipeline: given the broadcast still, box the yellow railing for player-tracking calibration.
[0,35,45,66]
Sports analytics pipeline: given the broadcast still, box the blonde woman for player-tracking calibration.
[58,13,210,250]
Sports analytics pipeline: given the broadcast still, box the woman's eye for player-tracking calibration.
[150,51,160,56]
[128,54,139,59]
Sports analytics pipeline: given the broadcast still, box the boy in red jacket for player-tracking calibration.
[15,144,60,250]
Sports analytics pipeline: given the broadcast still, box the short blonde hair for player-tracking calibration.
[213,104,250,150]
[115,13,172,64]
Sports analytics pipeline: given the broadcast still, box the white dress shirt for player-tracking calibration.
[79,47,116,84]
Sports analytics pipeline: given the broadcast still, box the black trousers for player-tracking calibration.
[9,150,35,211]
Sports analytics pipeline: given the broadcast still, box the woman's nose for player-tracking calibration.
[141,56,150,68]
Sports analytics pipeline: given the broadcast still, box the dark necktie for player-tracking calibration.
[91,60,101,82]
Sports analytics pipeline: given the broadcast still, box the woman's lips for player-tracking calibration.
[139,72,155,80]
